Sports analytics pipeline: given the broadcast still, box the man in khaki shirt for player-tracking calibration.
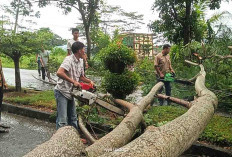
[154,44,175,105]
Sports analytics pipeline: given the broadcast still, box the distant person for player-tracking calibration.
[39,45,51,81]
[0,57,8,126]
[154,44,175,105]
[36,52,41,76]
[67,28,88,70]
[54,41,94,130]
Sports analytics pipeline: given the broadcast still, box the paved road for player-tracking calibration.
[3,68,55,91]
[0,112,56,157]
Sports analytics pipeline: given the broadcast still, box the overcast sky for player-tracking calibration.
[0,0,231,40]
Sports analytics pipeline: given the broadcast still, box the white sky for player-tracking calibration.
[0,0,231,40]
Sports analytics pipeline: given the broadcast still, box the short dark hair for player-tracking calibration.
[72,41,84,54]
[72,28,79,34]
[163,44,171,50]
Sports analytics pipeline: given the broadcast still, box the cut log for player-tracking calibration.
[24,126,86,157]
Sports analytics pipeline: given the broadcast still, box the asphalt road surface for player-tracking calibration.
[3,68,55,91]
[0,112,56,157]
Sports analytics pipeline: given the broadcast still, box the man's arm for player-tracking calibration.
[155,66,164,78]
[154,55,164,78]
[56,67,81,88]
[80,75,94,86]
[169,60,175,73]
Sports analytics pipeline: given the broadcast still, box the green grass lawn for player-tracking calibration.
[145,106,232,147]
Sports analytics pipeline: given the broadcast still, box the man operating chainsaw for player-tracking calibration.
[154,44,175,105]
[54,41,94,130]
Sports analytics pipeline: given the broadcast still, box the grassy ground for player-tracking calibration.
[145,106,232,148]
[3,87,56,111]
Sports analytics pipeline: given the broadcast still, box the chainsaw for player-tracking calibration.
[158,73,193,85]
[71,83,125,116]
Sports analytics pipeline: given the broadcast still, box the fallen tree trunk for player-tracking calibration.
[24,126,86,157]
[25,82,164,157]
[85,82,164,156]
[101,63,218,157]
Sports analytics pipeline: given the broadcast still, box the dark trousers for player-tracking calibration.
[0,86,3,121]
[41,67,46,80]
[37,61,41,75]
[158,80,171,105]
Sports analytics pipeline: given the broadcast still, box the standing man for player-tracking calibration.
[40,45,51,81]
[67,28,88,69]
[0,57,8,126]
[55,41,94,130]
[154,44,175,105]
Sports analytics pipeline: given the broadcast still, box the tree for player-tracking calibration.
[0,29,53,91]
[150,0,222,45]
[38,0,101,59]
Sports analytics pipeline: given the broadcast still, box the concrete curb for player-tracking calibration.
[2,102,56,123]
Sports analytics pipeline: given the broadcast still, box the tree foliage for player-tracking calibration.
[150,0,223,45]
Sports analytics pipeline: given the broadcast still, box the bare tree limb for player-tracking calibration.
[156,94,191,108]
[78,115,96,144]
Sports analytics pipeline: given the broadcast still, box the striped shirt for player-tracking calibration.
[55,54,84,100]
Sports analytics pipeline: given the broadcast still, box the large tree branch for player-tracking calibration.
[103,63,218,157]
[85,82,164,157]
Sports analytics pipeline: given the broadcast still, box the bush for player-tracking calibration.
[103,70,139,99]
[99,41,136,74]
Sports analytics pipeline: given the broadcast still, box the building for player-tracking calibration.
[120,33,154,59]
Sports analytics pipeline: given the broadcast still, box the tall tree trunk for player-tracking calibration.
[183,0,192,45]
[85,27,91,59]
[13,0,20,34]
[14,56,21,92]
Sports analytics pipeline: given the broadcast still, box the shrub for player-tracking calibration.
[103,70,139,99]
[99,41,136,74]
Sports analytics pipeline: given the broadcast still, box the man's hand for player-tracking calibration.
[171,70,175,74]
[73,81,81,88]
[89,80,94,87]
[160,73,164,78]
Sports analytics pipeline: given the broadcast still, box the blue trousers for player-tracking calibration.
[54,89,78,130]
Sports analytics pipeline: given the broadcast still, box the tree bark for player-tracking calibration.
[24,126,86,157]
[14,56,21,92]
[183,0,192,45]
[86,82,164,156]
[101,64,218,157]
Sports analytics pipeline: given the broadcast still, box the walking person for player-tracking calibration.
[54,41,94,130]
[154,44,175,105]
[39,45,51,81]
[36,52,41,76]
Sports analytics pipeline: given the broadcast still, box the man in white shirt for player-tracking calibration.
[55,41,94,130]
[67,28,88,69]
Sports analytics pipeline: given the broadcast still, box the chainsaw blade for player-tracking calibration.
[95,99,125,116]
